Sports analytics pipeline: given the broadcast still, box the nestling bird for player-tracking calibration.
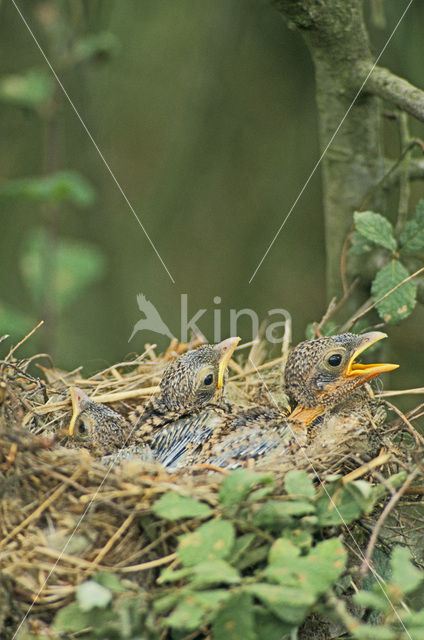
[68,387,131,456]
[128,336,241,440]
[68,337,240,459]
[201,331,398,469]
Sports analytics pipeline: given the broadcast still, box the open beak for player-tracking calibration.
[68,387,89,437]
[214,337,241,388]
[345,331,399,383]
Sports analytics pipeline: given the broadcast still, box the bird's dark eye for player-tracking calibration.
[203,373,214,386]
[78,421,88,435]
[328,354,342,367]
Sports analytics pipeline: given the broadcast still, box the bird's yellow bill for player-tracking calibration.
[345,331,399,381]
[68,386,83,437]
[216,336,241,388]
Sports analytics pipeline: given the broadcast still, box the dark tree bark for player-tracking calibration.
[272,0,424,299]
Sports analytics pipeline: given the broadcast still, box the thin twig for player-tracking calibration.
[360,468,420,575]
[385,400,424,447]
[118,552,177,573]
[4,321,44,363]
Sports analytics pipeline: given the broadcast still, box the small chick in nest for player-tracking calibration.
[201,331,398,469]
[129,336,241,436]
[68,337,240,459]
[68,387,131,457]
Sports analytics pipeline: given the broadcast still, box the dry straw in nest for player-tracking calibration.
[0,324,423,637]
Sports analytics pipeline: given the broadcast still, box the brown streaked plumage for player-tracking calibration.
[68,337,240,458]
[128,337,240,441]
[68,387,131,456]
[191,331,398,469]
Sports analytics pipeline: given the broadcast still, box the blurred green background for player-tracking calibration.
[0,0,423,398]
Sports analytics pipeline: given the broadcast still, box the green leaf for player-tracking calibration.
[284,470,315,499]
[219,469,274,506]
[158,566,194,584]
[266,538,346,597]
[20,229,106,311]
[268,538,300,566]
[177,519,235,567]
[399,200,424,253]
[232,533,256,565]
[282,527,313,551]
[152,492,212,520]
[371,260,417,324]
[391,546,424,595]
[400,609,424,638]
[353,625,397,640]
[253,499,314,529]
[349,230,375,255]
[254,607,294,640]
[399,219,424,253]
[165,590,230,631]
[0,69,54,109]
[53,602,91,633]
[190,560,241,588]
[246,583,314,625]
[353,590,388,611]
[93,571,128,593]
[212,593,256,640]
[414,199,424,224]
[316,481,363,525]
[53,602,115,633]
[76,580,112,611]
[0,171,95,207]
[354,211,397,251]
[164,598,205,631]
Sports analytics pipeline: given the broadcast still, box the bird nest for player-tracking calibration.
[0,329,423,640]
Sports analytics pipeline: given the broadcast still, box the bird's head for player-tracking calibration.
[156,336,240,414]
[68,387,129,455]
[285,332,398,425]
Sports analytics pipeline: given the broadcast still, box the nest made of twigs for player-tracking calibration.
[0,332,423,636]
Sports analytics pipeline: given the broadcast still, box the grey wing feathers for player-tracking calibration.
[208,426,292,469]
[153,411,222,470]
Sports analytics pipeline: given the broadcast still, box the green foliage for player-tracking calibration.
[285,469,315,498]
[399,199,424,253]
[353,211,397,252]
[152,491,212,520]
[53,573,158,639]
[371,260,416,324]
[212,592,256,640]
[0,69,54,110]
[0,171,95,208]
[20,228,105,312]
[50,470,424,640]
[352,547,424,639]
[219,468,274,506]
[149,469,404,638]
[351,201,424,325]
[177,519,235,566]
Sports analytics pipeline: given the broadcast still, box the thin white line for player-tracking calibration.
[249,0,414,284]
[248,357,413,639]
[11,0,175,285]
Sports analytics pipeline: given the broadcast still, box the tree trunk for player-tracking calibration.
[273,0,384,299]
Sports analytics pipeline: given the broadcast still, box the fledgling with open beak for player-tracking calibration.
[285,331,398,425]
